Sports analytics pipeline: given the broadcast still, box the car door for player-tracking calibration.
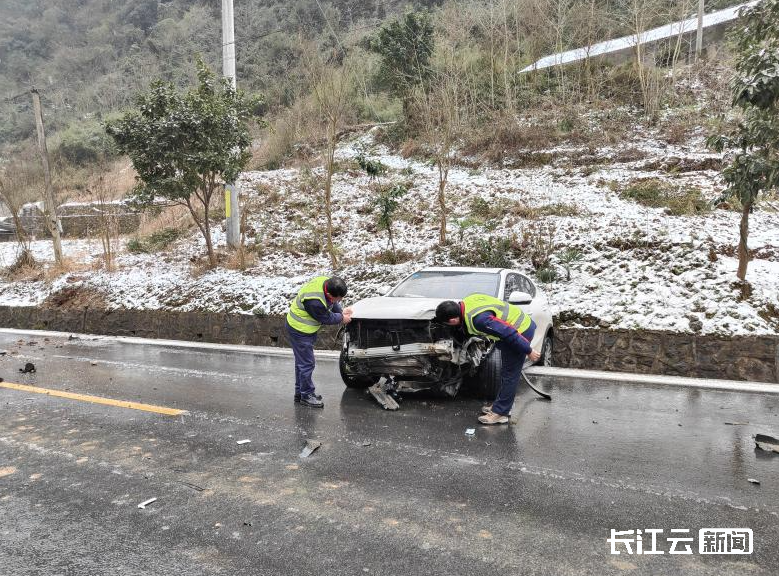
[503,272,548,351]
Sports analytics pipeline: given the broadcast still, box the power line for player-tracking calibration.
[314,0,345,53]
[2,89,30,104]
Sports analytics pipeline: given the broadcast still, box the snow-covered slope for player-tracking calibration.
[0,118,777,336]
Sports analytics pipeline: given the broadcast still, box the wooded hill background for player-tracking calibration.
[1,0,740,163]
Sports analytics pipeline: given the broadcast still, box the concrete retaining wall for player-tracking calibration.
[0,306,776,383]
[21,212,141,238]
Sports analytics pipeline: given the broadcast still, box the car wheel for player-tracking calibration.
[467,346,502,400]
[540,333,553,367]
[339,350,375,389]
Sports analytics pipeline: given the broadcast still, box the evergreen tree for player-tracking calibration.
[710,0,779,282]
[369,10,434,121]
[106,59,260,268]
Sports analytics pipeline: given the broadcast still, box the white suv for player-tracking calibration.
[339,267,554,398]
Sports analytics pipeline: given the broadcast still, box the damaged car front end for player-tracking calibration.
[340,316,489,397]
[338,267,554,401]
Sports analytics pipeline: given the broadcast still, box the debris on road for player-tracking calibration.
[19,363,35,374]
[137,497,157,509]
[236,439,251,445]
[465,428,476,436]
[299,440,322,458]
[178,481,205,492]
[368,378,400,411]
[747,478,761,485]
[754,434,779,454]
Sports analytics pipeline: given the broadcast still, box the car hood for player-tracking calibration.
[350,296,445,320]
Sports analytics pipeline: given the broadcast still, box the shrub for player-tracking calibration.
[520,221,557,270]
[372,248,414,264]
[620,179,711,215]
[469,197,492,219]
[146,227,183,250]
[3,249,41,280]
[374,120,409,148]
[458,237,516,268]
[558,247,584,281]
[126,237,148,254]
[537,202,581,217]
[372,182,408,252]
[558,113,579,134]
[289,235,321,256]
[600,62,644,106]
[462,114,562,164]
[57,120,117,166]
[127,227,183,253]
[536,265,558,284]
[469,197,537,223]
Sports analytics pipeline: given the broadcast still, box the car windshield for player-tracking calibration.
[390,271,500,299]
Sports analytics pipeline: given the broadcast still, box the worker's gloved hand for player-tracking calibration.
[528,349,541,362]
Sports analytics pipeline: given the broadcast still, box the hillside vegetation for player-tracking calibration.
[1,0,740,149]
[1,0,777,338]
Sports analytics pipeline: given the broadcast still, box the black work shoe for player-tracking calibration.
[294,393,322,403]
[299,394,324,408]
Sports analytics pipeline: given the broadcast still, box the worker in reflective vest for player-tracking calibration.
[286,275,352,407]
[435,293,540,425]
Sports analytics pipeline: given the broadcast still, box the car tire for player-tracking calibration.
[339,350,375,389]
[540,333,553,367]
[468,346,502,400]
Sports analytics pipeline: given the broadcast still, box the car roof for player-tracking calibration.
[418,266,506,274]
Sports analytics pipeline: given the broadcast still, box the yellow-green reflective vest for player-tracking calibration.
[462,293,531,341]
[286,276,330,334]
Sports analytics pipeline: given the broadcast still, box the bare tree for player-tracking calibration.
[88,174,120,272]
[620,0,666,118]
[413,69,462,246]
[303,47,356,269]
[0,154,42,267]
[545,0,577,103]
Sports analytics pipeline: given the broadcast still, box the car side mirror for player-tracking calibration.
[508,290,533,305]
[378,285,392,296]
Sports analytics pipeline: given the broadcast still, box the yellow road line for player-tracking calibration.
[0,381,186,416]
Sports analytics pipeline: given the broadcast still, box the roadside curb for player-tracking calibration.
[525,366,779,395]
[0,327,341,359]
[2,327,776,394]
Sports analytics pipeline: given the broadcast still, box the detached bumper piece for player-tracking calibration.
[368,376,400,411]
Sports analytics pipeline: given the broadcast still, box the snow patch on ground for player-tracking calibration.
[0,123,776,336]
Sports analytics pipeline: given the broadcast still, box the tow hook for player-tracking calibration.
[390,331,401,352]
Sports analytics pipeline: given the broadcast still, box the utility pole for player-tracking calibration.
[222,0,240,249]
[30,87,64,265]
[695,0,705,60]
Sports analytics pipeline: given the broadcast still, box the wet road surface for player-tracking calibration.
[1,332,778,575]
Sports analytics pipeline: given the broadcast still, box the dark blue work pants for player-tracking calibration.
[490,324,535,416]
[287,323,318,397]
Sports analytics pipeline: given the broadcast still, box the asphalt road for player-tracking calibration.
[0,331,778,576]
